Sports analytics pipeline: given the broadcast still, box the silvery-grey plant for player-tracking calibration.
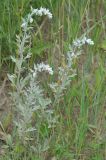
[8,7,56,148]
[8,5,94,154]
[50,36,94,105]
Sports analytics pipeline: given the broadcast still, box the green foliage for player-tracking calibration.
[0,0,106,160]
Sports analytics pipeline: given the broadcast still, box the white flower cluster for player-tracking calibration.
[67,36,94,68]
[31,7,52,19]
[73,36,94,47]
[21,7,52,29]
[32,62,53,77]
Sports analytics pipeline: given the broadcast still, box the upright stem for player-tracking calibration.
[16,24,28,94]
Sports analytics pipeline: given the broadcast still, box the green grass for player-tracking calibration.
[0,0,106,159]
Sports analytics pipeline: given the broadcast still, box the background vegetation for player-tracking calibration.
[0,0,106,159]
